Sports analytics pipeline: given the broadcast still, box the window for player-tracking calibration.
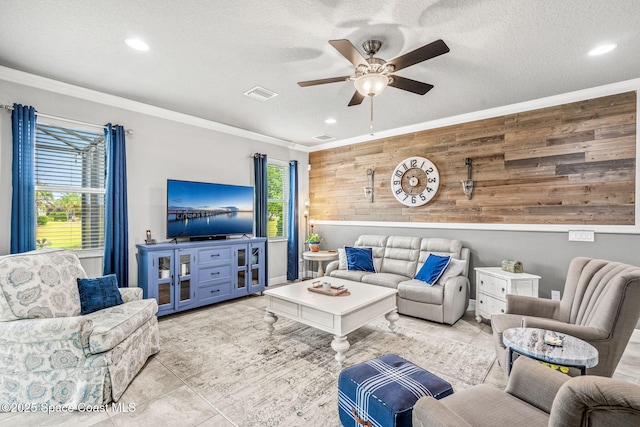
[267,160,290,239]
[35,122,106,251]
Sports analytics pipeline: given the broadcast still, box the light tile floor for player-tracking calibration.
[1,295,638,426]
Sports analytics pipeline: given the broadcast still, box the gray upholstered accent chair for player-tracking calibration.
[491,257,640,377]
[413,356,640,427]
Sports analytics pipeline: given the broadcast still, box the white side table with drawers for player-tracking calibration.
[475,267,540,323]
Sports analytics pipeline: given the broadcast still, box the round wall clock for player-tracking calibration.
[390,156,440,207]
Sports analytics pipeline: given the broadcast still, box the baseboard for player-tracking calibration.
[268,275,288,287]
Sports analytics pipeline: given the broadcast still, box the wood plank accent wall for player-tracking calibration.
[309,91,636,225]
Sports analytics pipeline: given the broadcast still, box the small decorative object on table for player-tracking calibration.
[544,333,564,346]
[305,233,323,252]
[308,281,350,296]
[501,259,523,273]
[145,229,157,244]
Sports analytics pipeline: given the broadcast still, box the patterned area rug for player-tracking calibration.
[157,294,495,426]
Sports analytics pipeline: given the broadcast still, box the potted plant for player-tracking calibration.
[305,233,323,252]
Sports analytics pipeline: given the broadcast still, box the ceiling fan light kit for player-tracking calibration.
[354,74,389,97]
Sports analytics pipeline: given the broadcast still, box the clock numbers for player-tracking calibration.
[390,156,440,207]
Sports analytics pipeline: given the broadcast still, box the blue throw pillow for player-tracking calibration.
[415,254,451,286]
[77,274,124,315]
[345,247,375,272]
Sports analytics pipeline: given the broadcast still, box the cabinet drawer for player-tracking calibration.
[477,292,506,317]
[477,274,508,299]
[512,280,535,296]
[198,283,232,305]
[198,247,232,266]
[301,306,334,329]
[198,265,231,286]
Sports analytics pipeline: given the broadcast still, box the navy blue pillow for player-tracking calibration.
[415,254,451,286]
[345,247,376,272]
[77,274,124,315]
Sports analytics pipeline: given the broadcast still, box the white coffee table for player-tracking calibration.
[263,277,399,365]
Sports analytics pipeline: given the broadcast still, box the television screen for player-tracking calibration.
[167,179,254,239]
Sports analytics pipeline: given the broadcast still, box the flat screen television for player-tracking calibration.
[166,179,254,239]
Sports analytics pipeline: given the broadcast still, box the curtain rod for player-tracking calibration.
[0,104,133,134]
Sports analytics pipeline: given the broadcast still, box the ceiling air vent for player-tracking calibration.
[243,86,278,101]
[313,134,335,141]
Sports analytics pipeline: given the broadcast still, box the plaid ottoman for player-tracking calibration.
[338,354,454,427]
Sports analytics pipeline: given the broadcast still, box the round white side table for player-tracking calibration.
[302,250,338,277]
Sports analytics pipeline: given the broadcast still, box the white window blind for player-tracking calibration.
[267,160,290,239]
[35,122,106,251]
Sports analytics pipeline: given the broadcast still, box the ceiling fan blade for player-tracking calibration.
[329,39,368,67]
[387,39,449,72]
[298,76,350,87]
[348,91,365,106]
[388,75,434,95]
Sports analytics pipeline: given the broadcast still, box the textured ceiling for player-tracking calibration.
[0,0,639,147]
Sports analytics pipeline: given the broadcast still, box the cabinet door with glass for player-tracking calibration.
[232,245,248,297]
[176,249,196,310]
[152,250,176,315]
[248,241,265,294]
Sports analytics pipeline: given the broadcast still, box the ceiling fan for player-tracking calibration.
[298,38,450,106]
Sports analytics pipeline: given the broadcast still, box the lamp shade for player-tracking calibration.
[354,74,389,97]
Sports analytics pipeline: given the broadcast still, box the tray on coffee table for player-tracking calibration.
[308,283,350,296]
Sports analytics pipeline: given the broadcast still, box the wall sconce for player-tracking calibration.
[303,200,309,234]
[461,157,474,199]
[364,168,374,203]
[303,200,310,279]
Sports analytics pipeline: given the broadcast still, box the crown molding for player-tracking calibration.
[311,78,640,152]
[0,65,309,152]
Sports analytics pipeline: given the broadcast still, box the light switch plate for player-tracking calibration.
[551,290,561,301]
[568,230,595,242]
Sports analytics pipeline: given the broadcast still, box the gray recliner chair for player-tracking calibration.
[413,356,640,427]
[491,257,640,377]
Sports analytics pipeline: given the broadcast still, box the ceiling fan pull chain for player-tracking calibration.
[370,96,374,131]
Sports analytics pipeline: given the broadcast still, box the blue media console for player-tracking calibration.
[136,237,266,316]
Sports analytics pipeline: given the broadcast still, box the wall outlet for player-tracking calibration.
[551,290,561,301]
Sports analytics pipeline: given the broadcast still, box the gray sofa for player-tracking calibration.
[325,235,470,324]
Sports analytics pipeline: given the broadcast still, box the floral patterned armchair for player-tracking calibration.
[0,249,159,408]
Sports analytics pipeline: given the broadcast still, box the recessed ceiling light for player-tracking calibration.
[588,43,617,56]
[125,38,150,51]
[325,118,337,124]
